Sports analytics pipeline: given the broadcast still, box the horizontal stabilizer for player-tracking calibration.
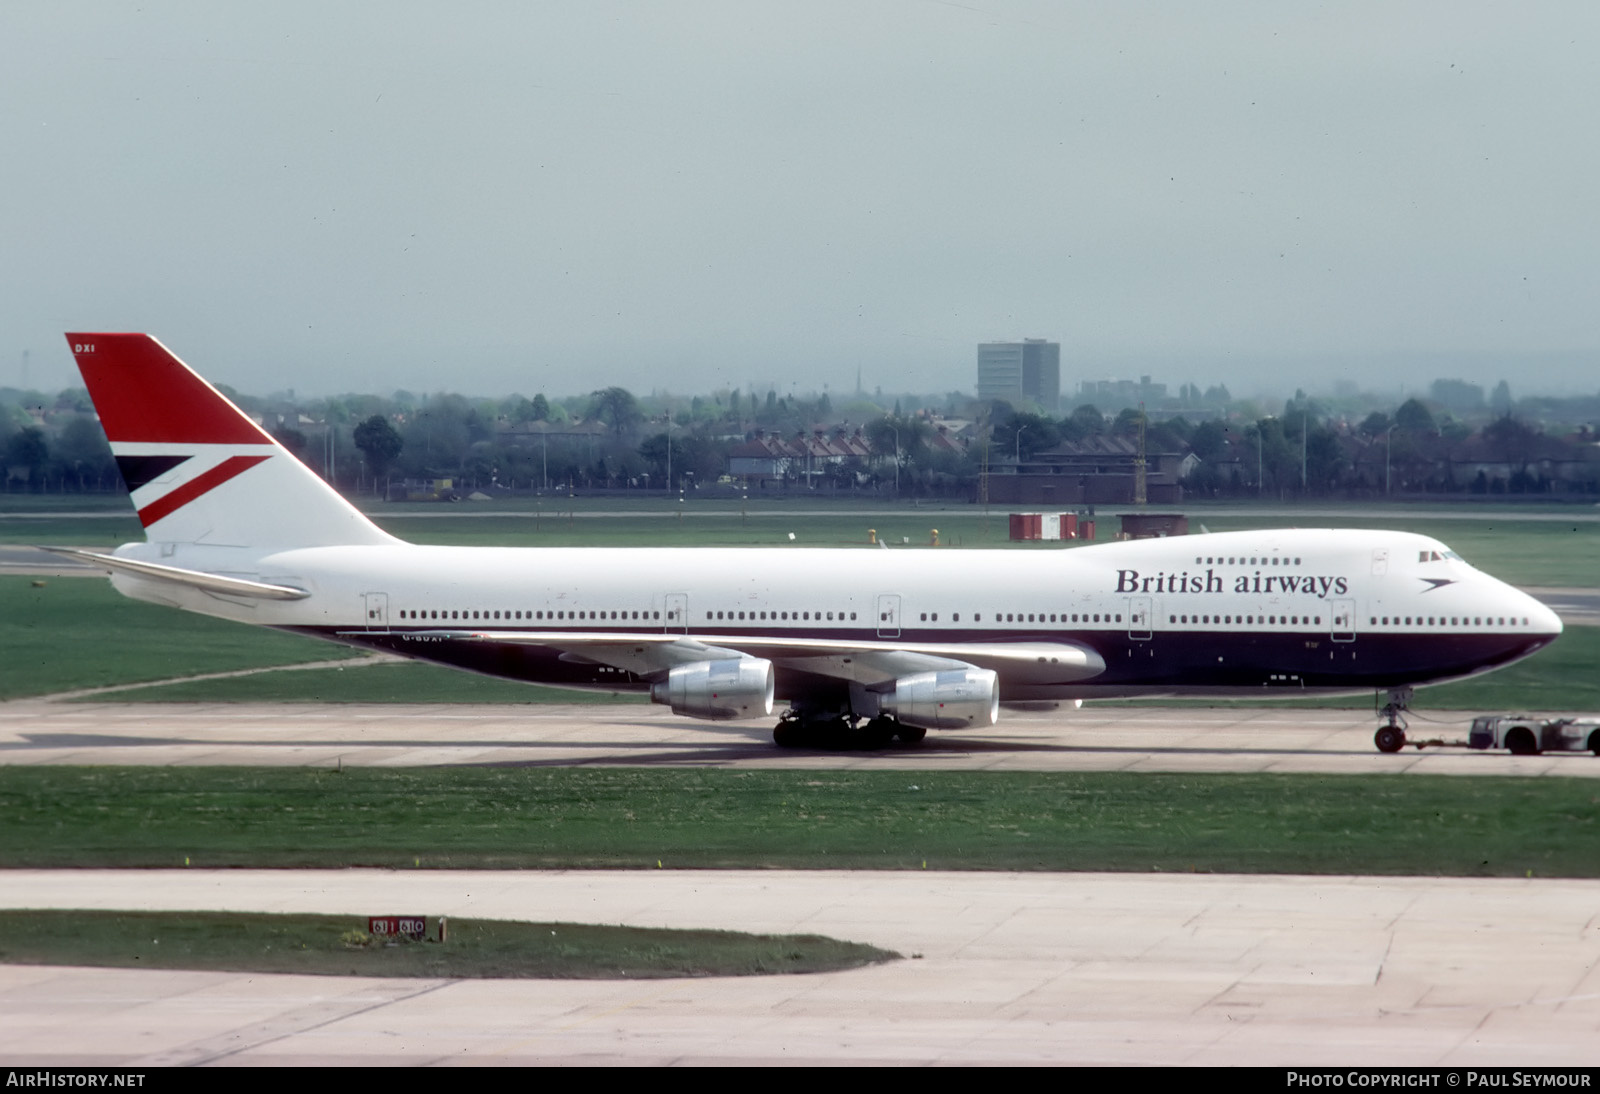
[41,547,310,600]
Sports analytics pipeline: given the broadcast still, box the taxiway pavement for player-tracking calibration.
[3,869,1599,1066]
[4,698,1598,1066]
[3,699,1598,775]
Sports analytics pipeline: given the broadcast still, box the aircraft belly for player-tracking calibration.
[1072,630,1555,692]
[276,624,1556,705]
[282,628,652,693]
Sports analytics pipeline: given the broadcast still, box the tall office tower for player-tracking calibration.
[977,339,1060,412]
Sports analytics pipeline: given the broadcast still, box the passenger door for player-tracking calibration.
[1127,596,1152,641]
[1329,598,1356,643]
[876,594,901,638]
[362,592,390,633]
[664,593,688,634]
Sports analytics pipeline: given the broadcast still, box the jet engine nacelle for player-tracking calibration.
[651,658,776,721]
[880,668,999,730]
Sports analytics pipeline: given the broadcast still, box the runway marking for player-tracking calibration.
[139,979,454,1067]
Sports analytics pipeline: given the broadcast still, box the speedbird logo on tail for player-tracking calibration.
[67,333,278,533]
[64,333,395,549]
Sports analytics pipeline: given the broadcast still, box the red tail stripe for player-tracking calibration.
[65,333,275,445]
[136,455,270,527]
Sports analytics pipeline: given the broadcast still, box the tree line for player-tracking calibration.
[3,378,1596,499]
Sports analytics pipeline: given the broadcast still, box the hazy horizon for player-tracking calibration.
[4,3,1597,401]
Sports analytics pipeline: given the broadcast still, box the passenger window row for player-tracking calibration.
[1169,614,1320,626]
[706,610,857,621]
[1371,615,1528,627]
[399,609,661,622]
[907,612,1123,624]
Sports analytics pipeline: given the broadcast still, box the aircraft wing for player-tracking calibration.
[740,637,1104,687]
[384,629,1105,687]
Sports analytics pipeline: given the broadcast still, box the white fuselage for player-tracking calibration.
[109,527,1561,704]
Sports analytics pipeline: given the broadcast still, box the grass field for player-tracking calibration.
[0,515,144,547]
[3,766,1598,878]
[0,576,339,700]
[0,910,894,979]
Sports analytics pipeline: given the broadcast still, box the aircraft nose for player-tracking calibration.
[1520,589,1565,636]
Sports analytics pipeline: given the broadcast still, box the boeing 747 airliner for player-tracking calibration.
[55,334,1563,752]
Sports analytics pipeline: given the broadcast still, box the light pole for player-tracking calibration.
[889,421,901,500]
[1385,423,1398,496]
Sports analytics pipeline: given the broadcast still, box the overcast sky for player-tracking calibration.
[3,1,1597,402]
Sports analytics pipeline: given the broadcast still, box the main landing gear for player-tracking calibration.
[1373,686,1413,754]
[772,710,927,750]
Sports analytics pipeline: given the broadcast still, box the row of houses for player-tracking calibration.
[720,423,1600,500]
[983,436,1194,505]
[726,425,968,482]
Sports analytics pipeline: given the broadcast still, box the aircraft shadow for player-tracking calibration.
[9,729,1406,763]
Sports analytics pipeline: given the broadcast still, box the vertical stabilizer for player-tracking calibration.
[65,333,399,549]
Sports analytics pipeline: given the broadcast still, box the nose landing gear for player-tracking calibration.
[1374,687,1413,753]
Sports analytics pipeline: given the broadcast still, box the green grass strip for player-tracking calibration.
[0,910,894,979]
[0,576,340,700]
[3,767,1599,877]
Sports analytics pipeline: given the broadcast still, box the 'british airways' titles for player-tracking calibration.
[1115,568,1350,598]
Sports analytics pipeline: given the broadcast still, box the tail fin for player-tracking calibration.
[65,333,399,550]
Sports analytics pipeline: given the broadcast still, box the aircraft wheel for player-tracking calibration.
[816,718,857,750]
[1505,727,1540,756]
[895,725,928,746]
[857,717,896,750]
[773,722,805,749]
[1373,725,1406,754]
